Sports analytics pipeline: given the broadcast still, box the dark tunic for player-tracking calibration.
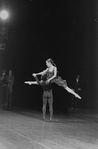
[41,69,54,91]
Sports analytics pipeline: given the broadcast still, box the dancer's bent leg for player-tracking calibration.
[34,76,40,85]
[34,76,46,87]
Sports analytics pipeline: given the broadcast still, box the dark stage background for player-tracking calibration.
[0,0,98,112]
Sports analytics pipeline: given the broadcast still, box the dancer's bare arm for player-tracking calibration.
[32,68,48,77]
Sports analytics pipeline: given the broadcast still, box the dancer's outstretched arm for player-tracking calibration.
[32,68,48,76]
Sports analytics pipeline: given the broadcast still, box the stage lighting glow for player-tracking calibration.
[0,10,9,20]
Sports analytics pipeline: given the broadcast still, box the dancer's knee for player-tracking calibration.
[49,106,53,112]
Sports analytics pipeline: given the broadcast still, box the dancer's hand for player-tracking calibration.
[32,73,36,77]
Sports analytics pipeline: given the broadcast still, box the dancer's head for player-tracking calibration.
[46,58,56,67]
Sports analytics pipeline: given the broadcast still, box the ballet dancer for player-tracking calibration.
[28,58,81,99]
[25,58,81,121]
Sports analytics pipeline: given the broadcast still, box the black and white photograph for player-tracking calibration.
[0,0,98,148]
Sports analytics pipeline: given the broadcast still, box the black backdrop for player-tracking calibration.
[0,0,98,112]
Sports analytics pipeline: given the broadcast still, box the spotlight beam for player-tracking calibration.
[0,10,9,20]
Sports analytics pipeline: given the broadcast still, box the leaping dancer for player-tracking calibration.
[25,58,81,121]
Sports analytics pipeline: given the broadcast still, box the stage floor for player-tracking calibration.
[0,107,97,149]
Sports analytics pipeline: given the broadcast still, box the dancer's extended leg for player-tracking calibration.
[24,81,38,85]
[64,86,81,99]
[52,77,81,99]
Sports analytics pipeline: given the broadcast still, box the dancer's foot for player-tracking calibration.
[75,94,81,99]
[50,118,53,121]
[43,117,45,121]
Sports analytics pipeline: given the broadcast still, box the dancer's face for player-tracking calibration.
[46,61,51,67]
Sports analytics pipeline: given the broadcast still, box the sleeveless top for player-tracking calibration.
[47,67,59,80]
[46,69,54,80]
[41,66,58,82]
